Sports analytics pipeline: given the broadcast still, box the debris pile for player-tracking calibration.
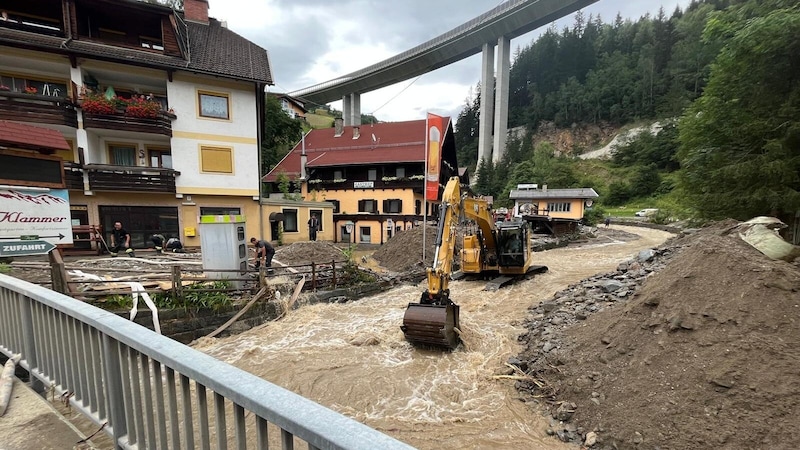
[372,225,439,273]
[513,221,800,449]
[274,241,346,266]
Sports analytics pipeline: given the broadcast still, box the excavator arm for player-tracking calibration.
[401,176,464,349]
[421,177,462,304]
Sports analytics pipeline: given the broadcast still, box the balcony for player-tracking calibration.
[64,162,85,190]
[86,164,179,193]
[82,111,175,136]
[0,90,78,127]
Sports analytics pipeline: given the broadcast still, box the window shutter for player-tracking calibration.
[397,199,403,213]
[383,199,389,213]
[358,200,364,212]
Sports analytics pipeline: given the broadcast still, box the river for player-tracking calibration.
[196,225,674,449]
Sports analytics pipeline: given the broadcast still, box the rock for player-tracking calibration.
[637,249,656,262]
[585,431,598,447]
[599,280,624,293]
[633,432,644,444]
[555,402,577,421]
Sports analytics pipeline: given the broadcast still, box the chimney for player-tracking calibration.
[352,126,360,140]
[184,0,209,24]
[334,117,344,137]
[542,184,547,191]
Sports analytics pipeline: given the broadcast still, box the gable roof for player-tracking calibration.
[510,187,599,200]
[0,121,70,151]
[0,0,272,84]
[264,118,453,182]
[270,93,307,113]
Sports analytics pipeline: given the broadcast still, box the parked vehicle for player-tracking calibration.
[635,208,659,217]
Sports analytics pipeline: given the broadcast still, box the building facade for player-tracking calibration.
[263,117,460,244]
[0,0,272,250]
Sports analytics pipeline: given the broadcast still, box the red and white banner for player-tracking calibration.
[425,113,443,201]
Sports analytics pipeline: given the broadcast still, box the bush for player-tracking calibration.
[582,206,607,226]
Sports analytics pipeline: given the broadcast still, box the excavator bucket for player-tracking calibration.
[401,303,461,349]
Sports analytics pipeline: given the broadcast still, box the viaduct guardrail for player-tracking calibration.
[0,274,414,450]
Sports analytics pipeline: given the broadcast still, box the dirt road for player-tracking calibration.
[195,225,673,449]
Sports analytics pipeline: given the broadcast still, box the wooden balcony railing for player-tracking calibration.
[0,90,78,127]
[86,164,179,193]
[63,162,85,190]
[82,111,175,136]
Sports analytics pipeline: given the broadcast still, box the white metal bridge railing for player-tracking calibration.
[0,274,414,450]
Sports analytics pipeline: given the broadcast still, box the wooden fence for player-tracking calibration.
[40,252,354,299]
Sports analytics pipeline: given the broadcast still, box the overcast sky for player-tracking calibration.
[208,0,692,122]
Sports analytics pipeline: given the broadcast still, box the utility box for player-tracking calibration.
[199,215,248,289]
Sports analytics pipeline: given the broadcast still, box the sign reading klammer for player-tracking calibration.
[0,188,73,249]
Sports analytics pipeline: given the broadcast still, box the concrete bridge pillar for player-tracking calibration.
[342,93,362,126]
[492,35,510,164]
[477,42,495,168]
[342,94,352,126]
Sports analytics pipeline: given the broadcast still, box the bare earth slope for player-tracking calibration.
[516,222,800,449]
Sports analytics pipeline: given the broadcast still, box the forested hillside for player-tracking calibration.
[454,0,799,224]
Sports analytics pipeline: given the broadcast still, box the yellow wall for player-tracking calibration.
[258,201,335,245]
[312,187,419,215]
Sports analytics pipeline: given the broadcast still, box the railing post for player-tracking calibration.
[259,266,267,287]
[171,265,182,300]
[331,260,336,288]
[102,334,127,447]
[311,262,316,291]
[19,295,43,392]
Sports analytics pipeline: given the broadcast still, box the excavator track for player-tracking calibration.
[401,303,460,350]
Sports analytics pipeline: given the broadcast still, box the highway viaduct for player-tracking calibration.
[290,0,598,165]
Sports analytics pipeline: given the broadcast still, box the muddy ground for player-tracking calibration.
[515,221,800,450]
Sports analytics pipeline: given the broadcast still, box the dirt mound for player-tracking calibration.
[274,241,346,266]
[372,225,438,272]
[515,222,800,450]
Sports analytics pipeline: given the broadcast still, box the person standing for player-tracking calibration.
[604,217,611,228]
[110,221,135,257]
[250,237,274,269]
[308,213,319,241]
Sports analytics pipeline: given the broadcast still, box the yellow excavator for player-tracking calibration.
[401,176,548,349]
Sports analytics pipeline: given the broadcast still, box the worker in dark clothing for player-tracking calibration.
[151,233,166,253]
[166,237,184,253]
[110,221,135,257]
[250,237,274,269]
[308,213,319,241]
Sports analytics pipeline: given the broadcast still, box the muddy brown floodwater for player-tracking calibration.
[195,226,673,449]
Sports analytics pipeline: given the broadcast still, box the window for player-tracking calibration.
[310,209,323,231]
[415,200,421,215]
[283,208,298,232]
[359,226,371,243]
[358,199,378,213]
[140,36,164,51]
[396,167,405,178]
[329,200,340,213]
[0,74,68,98]
[148,147,172,168]
[200,146,233,173]
[333,170,343,180]
[368,169,377,181]
[198,91,230,120]
[200,207,241,216]
[383,199,402,214]
[108,143,136,166]
[548,202,571,213]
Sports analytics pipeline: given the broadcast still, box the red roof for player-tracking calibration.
[0,121,70,151]
[264,118,450,182]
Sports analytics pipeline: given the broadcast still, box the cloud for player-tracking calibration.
[209,0,692,122]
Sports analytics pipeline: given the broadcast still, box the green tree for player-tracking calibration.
[678,4,800,220]
[263,95,303,176]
